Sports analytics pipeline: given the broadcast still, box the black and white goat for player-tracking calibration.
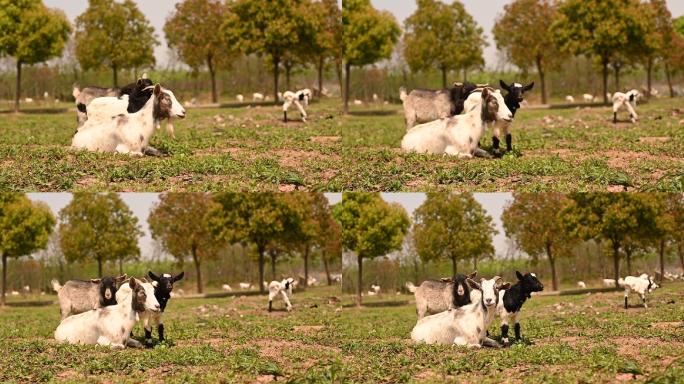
[51,275,127,319]
[612,90,641,124]
[414,272,477,319]
[495,271,544,346]
[283,89,312,122]
[268,278,295,312]
[619,274,658,309]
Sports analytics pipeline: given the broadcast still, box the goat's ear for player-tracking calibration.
[500,282,511,290]
[129,277,137,288]
[524,82,535,92]
[90,279,101,284]
[516,271,524,280]
[499,80,511,92]
[481,87,490,100]
[154,84,162,96]
[115,274,127,283]
[173,272,185,282]
[468,271,478,279]
[148,271,160,282]
[466,278,481,290]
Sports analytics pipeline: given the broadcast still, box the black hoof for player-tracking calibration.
[492,149,504,159]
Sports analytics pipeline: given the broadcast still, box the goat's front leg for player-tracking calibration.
[624,292,629,309]
[514,322,521,341]
[165,117,175,138]
[640,293,647,308]
[501,322,510,346]
[157,323,165,342]
[294,100,307,122]
[281,291,293,311]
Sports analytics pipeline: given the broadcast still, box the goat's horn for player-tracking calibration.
[493,276,502,283]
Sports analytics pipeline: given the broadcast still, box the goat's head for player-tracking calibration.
[130,277,160,313]
[297,89,312,106]
[500,80,534,103]
[627,89,642,104]
[148,271,184,309]
[91,274,127,305]
[283,277,295,296]
[152,85,186,120]
[452,271,477,307]
[646,276,658,292]
[480,88,513,123]
[464,276,509,309]
[516,271,544,295]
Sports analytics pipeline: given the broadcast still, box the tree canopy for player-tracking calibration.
[58,193,142,277]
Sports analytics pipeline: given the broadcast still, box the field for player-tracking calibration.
[334,282,684,383]
[341,98,684,192]
[0,286,344,383]
[0,100,342,192]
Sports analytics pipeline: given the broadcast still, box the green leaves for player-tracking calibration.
[342,0,400,67]
[0,194,55,258]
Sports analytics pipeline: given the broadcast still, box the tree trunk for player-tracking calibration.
[14,60,22,113]
[285,63,292,91]
[614,65,621,93]
[678,243,684,273]
[335,59,343,104]
[451,256,457,276]
[270,251,277,281]
[472,256,478,271]
[462,67,467,82]
[208,54,218,104]
[441,67,447,89]
[1,254,6,306]
[647,58,653,98]
[317,56,324,98]
[118,257,123,276]
[356,254,363,307]
[612,243,620,288]
[97,256,103,278]
[625,249,632,276]
[602,58,609,104]
[192,246,203,294]
[258,245,266,293]
[665,63,674,98]
[112,64,118,88]
[303,244,310,287]
[659,239,665,285]
[547,243,558,291]
[322,251,332,285]
[272,55,280,104]
[344,62,351,114]
[536,57,547,105]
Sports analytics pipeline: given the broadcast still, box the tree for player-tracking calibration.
[165,0,235,103]
[493,0,561,104]
[405,0,485,89]
[318,214,342,285]
[552,0,646,104]
[307,0,343,97]
[148,193,223,294]
[562,194,658,287]
[59,193,142,278]
[413,193,496,276]
[343,0,400,113]
[75,0,158,87]
[224,0,315,102]
[0,0,71,112]
[639,0,675,98]
[209,193,301,293]
[0,194,55,306]
[646,194,683,284]
[502,193,575,291]
[332,193,409,306]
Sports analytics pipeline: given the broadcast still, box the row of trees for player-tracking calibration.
[0,193,341,306]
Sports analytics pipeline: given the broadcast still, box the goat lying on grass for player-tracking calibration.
[401,87,513,158]
[55,277,159,349]
[51,275,127,319]
[414,272,477,319]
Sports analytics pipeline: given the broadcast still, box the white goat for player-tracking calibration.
[405,282,417,293]
[239,282,252,290]
[410,277,505,348]
[268,278,294,312]
[371,284,381,294]
[282,89,312,122]
[583,94,594,102]
[54,278,159,349]
[612,90,641,123]
[565,95,575,103]
[236,94,244,102]
[603,278,616,287]
[253,93,264,102]
[222,284,233,292]
[401,88,513,158]
[619,274,658,308]
[577,281,586,289]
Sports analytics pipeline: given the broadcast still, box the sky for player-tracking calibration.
[381,193,514,258]
[28,193,342,260]
[44,0,684,68]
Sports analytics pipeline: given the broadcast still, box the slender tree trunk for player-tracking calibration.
[335,59,343,104]
[647,58,653,98]
[613,243,620,288]
[192,246,203,294]
[97,256,103,278]
[602,58,609,105]
[625,249,632,276]
[258,245,266,293]
[317,57,324,98]
[322,251,332,286]
[303,244,310,287]
[285,63,292,91]
[270,251,277,281]
[1,254,6,306]
[665,63,674,98]
[451,256,457,276]
[614,65,621,93]
[441,67,447,89]
[678,243,684,273]
[547,243,558,291]
[344,62,351,114]
[14,60,22,113]
[112,64,118,88]
[659,240,665,285]
[119,258,123,276]
[272,55,280,104]
[536,57,547,105]
[462,67,467,82]
[472,256,478,271]
[356,254,363,307]
[208,55,218,104]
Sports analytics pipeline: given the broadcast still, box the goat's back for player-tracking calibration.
[57,280,101,317]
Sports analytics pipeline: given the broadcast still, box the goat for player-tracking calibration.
[603,278,616,287]
[400,82,478,129]
[464,80,533,157]
[577,281,586,289]
[405,282,417,293]
[222,284,233,292]
[239,282,252,290]
[268,278,294,312]
[583,94,595,103]
[55,277,160,349]
[71,84,185,156]
[283,89,312,122]
[411,276,507,347]
[619,274,658,309]
[414,272,477,319]
[353,99,363,106]
[73,76,147,127]
[51,275,127,320]
[370,284,381,294]
[496,271,544,346]
[236,94,244,102]
[253,93,264,102]
[565,95,575,103]
[612,90,641,123]
[401,87,513,158]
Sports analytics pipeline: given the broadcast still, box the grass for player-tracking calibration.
[0,285,344,383]
[0,100,342,192]
[333,282,684,383]
[340,98,684,192]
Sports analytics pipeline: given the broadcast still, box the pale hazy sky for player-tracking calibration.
[381,193,514,258]
[28,193,342,260]
[43,1,684,68]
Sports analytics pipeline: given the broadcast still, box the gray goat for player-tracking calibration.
[52,275,127,319]
[415,271,477,319]
[400,82,478,129]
